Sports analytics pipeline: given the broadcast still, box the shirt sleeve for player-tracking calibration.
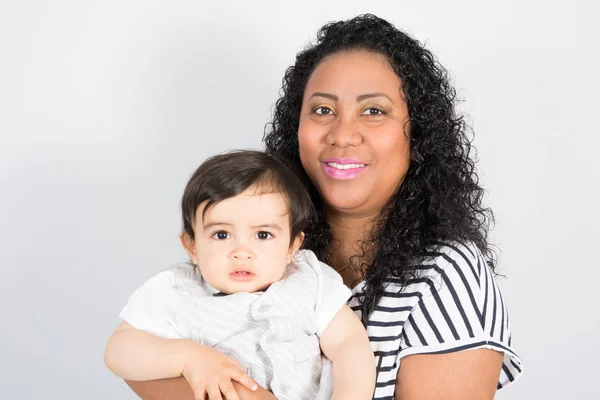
[297,250,353,337]
[398,242,524,388]
[119,270,184,339]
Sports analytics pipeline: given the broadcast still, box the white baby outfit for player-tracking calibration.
[119,249,352,400]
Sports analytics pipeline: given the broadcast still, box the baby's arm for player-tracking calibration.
[319,305,376,400]
[104,321,196,381]
[105,321,258,398]
[105,269,200,382]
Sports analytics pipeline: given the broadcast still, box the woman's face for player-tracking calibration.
[298,50,411,217]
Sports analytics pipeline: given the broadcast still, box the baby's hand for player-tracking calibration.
[182,344,258,400]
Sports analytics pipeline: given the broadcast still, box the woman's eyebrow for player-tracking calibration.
[356,92,392,102]
[308,92,391,102]
[308,92,338,101]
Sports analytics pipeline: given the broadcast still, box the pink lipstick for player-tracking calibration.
[322,158,368,180]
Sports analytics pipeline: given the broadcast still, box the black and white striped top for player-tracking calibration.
[348,241,523,400]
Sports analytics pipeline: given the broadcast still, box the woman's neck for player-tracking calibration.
[326,209,381,287]
[327,211,378,243]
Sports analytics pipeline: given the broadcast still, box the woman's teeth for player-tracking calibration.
[326,162,365,170]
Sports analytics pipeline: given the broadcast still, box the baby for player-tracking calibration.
[104,150,376,400]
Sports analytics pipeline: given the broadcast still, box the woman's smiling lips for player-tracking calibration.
[322,158,368,180]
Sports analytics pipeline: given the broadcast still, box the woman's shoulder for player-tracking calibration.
[351,241,489,327]
[416,240,488,287]
[366,241,485,297]
[423,240,483,269]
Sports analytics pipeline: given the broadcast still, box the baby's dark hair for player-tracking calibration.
[181,150,314,244]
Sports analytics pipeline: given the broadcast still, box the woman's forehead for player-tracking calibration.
[305,50,400,97]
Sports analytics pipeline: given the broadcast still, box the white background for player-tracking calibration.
[1,1,598,398]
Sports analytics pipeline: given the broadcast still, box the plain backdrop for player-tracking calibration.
[1,1,598,399]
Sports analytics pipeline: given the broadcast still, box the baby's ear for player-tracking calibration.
[287,232,305,263]
[180,233,198,264]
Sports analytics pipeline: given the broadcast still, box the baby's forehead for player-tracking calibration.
[243,181,288,198]
[197,188,291,223]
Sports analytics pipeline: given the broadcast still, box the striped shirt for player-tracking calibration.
[348,241,523,400]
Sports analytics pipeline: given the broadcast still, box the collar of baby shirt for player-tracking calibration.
[200,275,270,297]
[199,275,226,297]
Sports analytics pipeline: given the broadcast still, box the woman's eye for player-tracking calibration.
[256,231,272,240]
[212,231,230,240]
[314,106,334,116]
[362,107,384,116]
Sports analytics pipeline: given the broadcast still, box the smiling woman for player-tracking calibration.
[298,51,411,216]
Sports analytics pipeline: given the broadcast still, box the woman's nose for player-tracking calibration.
[326,116,363,147]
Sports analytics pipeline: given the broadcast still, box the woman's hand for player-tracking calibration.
[182,345,258,400]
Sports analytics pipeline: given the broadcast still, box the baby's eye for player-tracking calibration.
[256,231,273,240]
[362,107,385,116]
[314,106,334,116]
[212,231,230,240]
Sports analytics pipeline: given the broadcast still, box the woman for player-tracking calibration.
[126,14,522,400]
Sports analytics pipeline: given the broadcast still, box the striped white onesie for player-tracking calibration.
[119,249,352,400]
[353,241,524,399]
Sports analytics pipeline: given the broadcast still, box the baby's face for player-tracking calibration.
[183,187,302,294]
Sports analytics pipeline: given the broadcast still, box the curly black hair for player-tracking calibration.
[263,14,496,325]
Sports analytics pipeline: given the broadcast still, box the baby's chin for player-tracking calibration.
[218,279,274,295]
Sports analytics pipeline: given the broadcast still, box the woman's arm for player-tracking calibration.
[395,349,503,400]
[125,379,277,400]
[392,243,522,399]
[126,377,193,400]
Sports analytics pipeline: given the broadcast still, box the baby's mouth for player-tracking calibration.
[230,270,255,281]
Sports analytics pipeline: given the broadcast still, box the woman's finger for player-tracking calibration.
[229,368,258,391]
[218,377,240,400]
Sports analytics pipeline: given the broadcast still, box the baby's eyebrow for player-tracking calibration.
[202,222,283,231]
[252,223,282,231]
[202,221,233,230]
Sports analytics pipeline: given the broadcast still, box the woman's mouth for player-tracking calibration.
[322,159,368,180]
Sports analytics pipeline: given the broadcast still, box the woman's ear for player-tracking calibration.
[287,232,305,263]
[179,233,198,265]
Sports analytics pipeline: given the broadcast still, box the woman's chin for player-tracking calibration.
[323,192,371,215]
